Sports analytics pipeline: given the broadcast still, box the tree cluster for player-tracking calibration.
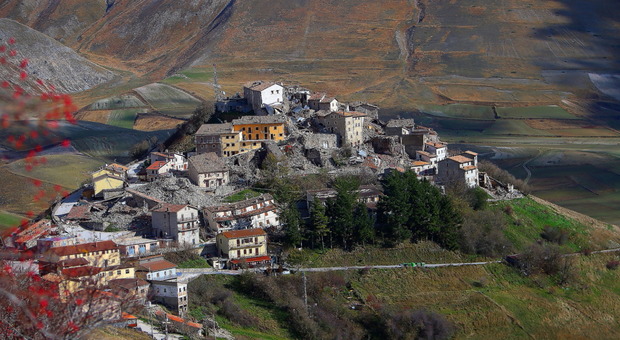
[377,171,462,250]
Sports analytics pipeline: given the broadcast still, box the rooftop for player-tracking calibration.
[464,151,478,156]
[146,161,169,170]
[196,123,233,136]
[244,81,282,92]
[151,203,190,213]
[138,259,177,272]
[109,278,150,290]
[334,111,366,118]
[61,266,102,278]
[47,240,118,257]
[221,228,267,239]
[448,155,474,164]
[230,255,271,264]
[188,152,228,173]
[425,142,447,149]
[232,115,287,125]
[13,219,52,244]
[416,150,437,158]
[412,161,431,166]
[461,165,477,171]
[308,92,336,102]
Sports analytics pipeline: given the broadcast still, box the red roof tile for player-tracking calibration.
[66,205,91,220]
[61,266,102,278]
[147,161,169,170]
[221,228,266,239]
[138,260,177,272]
[58,258,90,267]
[448,155,473,163]
[48,240,118,257]
[230,255,271,264]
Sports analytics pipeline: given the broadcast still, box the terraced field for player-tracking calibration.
[134,83,203,118]
[7,154,102,189]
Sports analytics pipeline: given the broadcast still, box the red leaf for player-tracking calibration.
[53,185,62,192]
[61,139,71,148]
[20,71,27,80]
[8,37,15,45]
[1,81,9,88]
[0,45,5,52]
[19,59,28,68]
[9,50,17,57]
[32,179,42,187]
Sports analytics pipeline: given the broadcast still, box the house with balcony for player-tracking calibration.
[204,194,279,233]
[216,228,270,269]
[146,161,173,182]
[150,204,200,246]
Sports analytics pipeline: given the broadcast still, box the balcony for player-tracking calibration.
[177,216,199,223]
[230,241,265,249]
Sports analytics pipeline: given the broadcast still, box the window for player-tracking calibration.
[126,269,130,274]
[117,270,121,275]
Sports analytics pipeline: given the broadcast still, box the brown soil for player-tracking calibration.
[74,110,111,125]
[134,112,184,131]
[525,119,597,130]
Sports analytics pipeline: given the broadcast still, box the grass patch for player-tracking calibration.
[224,189,263,203]
[0,210,24,229]
[484,120,551,136]
[417,103,495,120]
[496,106,577,119]
[107,109,145,129]
[7,154,102,189]
[491,197,589,252]
[178,257,211,268]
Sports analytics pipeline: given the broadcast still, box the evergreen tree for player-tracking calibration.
[377,171,412,244]
[353,202,374,247]
[283,206,303,248]
[327,176,360,250]
[309,199,329,249]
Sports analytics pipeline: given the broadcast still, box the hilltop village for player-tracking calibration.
[2,81,519,335]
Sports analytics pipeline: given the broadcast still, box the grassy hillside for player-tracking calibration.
[186,196,620,339]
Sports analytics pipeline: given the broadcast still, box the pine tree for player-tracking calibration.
[353,202,374,247]
[309,199,329,249]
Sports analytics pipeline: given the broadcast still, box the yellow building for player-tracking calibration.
[216,228,269,269]
[92,165,126,197]
[231,116,286,142]
[41,240,121,268]
[45,264,136,295]
[195,124,262,157]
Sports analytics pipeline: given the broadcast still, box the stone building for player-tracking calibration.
[150,204,200,245]
[231,115,287,142]
[243,81,285,113]
[316,111,366,147]
[437,151,479,188]
[188,153,230,190]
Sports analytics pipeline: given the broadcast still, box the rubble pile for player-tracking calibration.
[131,177,219,208]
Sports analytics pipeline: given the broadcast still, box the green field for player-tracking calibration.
[496,106,577,119]
[134,83,202,118]
[162,68,214,85]
[224,189,263,203]
[416,103,496,120]
[7,154,103,189]
[107,109,146,129]
[86,94,147,110]
[0,210,24,229]
[55,121,174,162]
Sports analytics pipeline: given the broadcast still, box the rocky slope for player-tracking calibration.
[0,18,115,94]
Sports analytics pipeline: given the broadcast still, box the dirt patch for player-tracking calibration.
[74,110,111,125]
[525,119,599,130]
[134,112,184,131]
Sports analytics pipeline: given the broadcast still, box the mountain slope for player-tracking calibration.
[0,18,115,93]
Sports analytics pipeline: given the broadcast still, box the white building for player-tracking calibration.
[317,111,366,147]
[150,204,200,245]
[187,152,230,190]
[204,194,279,233]
[424,142,448,161]
[438,151,479,188]
[146,161,173,182]
[115,236,159,257]
[151,280,188,317]
[150,152,187,171]
[243,81,285,113]
[136,256,178,281]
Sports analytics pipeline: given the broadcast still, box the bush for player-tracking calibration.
[606,260,620,270]
[517,243,576,285]
[459,210,513,257]
[540,225,569,245]
[382,308,454,340]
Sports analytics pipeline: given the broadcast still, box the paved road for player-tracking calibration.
[136,320,183,340]
[177,248,620,279]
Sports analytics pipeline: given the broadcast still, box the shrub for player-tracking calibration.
[478,160,531,194]
[382,308,454,340]
[517,243,576,285]
[540,225,569,245]
[606,260,620,270]
[459,210,513,257]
